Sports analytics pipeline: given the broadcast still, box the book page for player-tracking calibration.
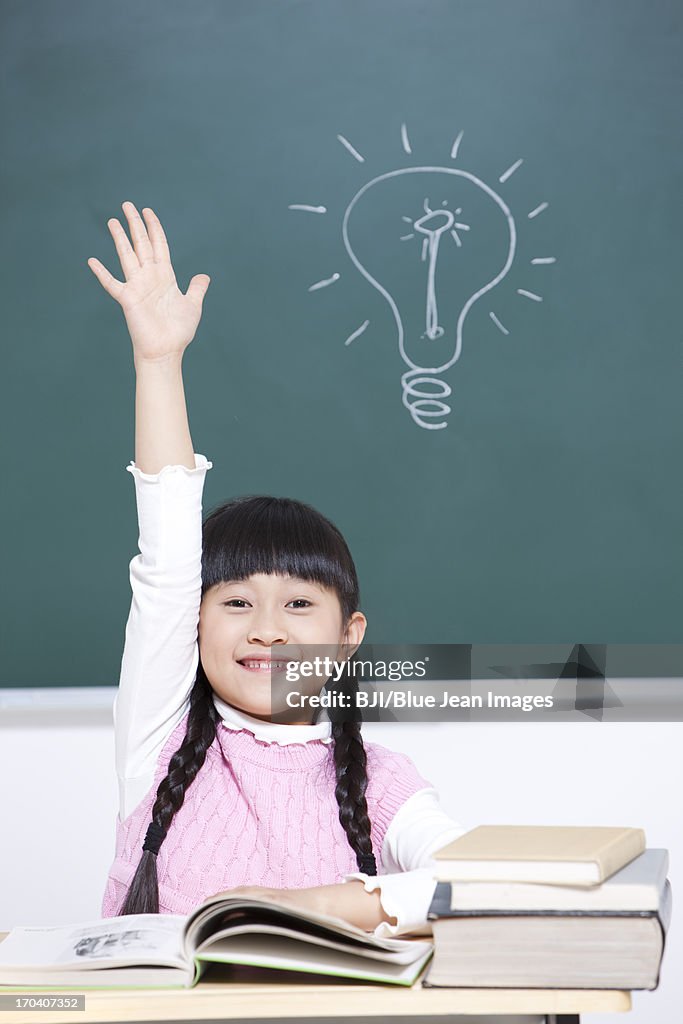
[184,897,428,959]
[197,922,433,964]
[0,915,186,970]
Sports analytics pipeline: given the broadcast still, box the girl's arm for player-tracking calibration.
[134,356,195,474]
[273,881,395,931]
[214,882,396,933]
[89,203,212,817]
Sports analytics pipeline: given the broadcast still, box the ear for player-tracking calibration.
[342,610,367,657]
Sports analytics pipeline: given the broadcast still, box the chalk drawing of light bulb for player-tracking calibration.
[289,128,555,430]
[343,167,517,429]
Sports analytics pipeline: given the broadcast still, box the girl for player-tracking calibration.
[88,201,465,936]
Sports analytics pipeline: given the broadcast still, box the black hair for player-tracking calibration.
[118,495,376,915]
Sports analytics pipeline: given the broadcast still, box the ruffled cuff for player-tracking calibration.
[343,868,437,938]
[125,453,212,573]
[126,453,213,481]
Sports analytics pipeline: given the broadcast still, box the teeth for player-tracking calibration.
[242,661,284,670]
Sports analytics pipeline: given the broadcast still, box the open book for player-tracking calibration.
[0,893,433,990]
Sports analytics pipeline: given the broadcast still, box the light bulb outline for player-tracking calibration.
[341,166,517,378]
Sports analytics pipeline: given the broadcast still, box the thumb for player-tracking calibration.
[186,274,211,307]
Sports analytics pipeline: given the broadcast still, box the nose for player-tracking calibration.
[247,615,288,646]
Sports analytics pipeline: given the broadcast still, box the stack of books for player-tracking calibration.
[424,825,672,990]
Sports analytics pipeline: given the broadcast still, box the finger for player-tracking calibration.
[121,200,155,264]
[142,207,171,264]
[186,274,211,308]
[87,257,125,301]
[107,218,140,280]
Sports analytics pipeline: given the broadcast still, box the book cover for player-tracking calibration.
[432,825,646,886]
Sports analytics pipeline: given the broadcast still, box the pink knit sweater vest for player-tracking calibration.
[101,714,430,917]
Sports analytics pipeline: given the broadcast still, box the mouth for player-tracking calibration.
[237,659,290,673]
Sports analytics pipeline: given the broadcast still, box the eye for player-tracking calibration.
[222,599,250,608]
[287,599,312,609]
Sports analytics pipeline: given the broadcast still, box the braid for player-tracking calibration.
[331,717,377,875]
[118,665,220,915]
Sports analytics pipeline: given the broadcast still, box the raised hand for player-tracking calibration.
[87,202,210,363]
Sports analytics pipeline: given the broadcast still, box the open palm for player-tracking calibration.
[88,202,210,361]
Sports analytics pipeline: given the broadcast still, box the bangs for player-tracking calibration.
[201,495,359,620]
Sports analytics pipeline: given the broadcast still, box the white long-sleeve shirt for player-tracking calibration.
[113,453,466,935]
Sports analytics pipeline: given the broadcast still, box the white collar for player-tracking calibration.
[212,693,333,745]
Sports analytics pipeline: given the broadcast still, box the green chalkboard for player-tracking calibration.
[1,0,682,687]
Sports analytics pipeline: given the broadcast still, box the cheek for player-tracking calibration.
[198,613,241,655]
[324,611,347,642]
[197,611,219,652]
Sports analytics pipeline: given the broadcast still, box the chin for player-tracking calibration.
[237,701,273,719]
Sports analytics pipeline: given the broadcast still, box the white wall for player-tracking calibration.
[0,690,679,1024]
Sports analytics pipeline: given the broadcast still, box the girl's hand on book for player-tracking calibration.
[87,201,210,363]
[211,883,390,931]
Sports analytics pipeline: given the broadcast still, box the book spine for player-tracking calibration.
[652,882,673,991]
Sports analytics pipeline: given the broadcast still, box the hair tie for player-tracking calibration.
[358,853,377,875]
[142,821,167,856]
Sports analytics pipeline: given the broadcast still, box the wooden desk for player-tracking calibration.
[0,933,632,1024]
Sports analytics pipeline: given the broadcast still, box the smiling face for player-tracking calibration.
[197,573,367,723]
